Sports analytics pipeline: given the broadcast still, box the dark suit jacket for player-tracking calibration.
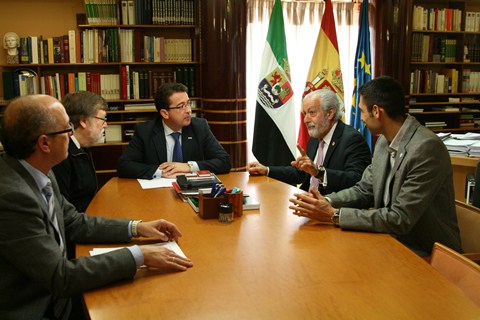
[269,121,372,194]
[52,138,98,213]
[0,154,136,320]
[117,117,231,179]
[328,115,461,255]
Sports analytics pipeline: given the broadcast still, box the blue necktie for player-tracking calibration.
[171,132,183,162]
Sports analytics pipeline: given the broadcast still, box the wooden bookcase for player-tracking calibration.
[0,0,203,187]
[407,0,480,133]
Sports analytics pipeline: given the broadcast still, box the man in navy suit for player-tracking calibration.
[248,88,371,195]
[117,83,231,179]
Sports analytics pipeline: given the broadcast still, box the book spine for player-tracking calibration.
[68,30,76,63]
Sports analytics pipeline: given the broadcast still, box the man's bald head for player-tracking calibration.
[1,95,64,159]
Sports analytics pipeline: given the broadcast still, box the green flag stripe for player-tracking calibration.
[266,0,288,69]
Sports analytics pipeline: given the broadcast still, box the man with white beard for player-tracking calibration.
[248,88,371,195]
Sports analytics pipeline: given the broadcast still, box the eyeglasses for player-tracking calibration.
[168,101,192,111]
[45,122,75,136]
[93,116,107,124]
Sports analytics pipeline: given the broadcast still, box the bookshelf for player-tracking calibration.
[407,0,480,132]
[0,0,203,186]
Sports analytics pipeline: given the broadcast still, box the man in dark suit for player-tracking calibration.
[248,88,371,195]
[0,95,193,319]
[290,76,461,256]
[117,82,231,179]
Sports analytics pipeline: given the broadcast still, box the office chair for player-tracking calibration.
[455,200,480,264]
[430,242,480,306]
[471,160,480,208]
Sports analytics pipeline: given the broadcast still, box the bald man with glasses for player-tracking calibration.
[117,82,231,179]
[0,94,193,320]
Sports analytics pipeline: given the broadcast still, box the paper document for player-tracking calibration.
[137,177,176,189]
[90,241,188,262]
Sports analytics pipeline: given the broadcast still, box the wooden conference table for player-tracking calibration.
[78,173,480,319]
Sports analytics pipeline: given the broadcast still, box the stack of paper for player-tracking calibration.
[443,138,478,156]
[90,241,187,268]
[468,141,480,157]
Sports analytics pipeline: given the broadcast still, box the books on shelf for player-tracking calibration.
[465,11,480,32]
[425,121,447,130]
[431,106,460,112]
[408,108,424,113]
[83,0,118,25]
[412,5,462,32]
[124,103,156,111]
[410,68,459,94]
[2,69,39,99]
[104,124,122,142]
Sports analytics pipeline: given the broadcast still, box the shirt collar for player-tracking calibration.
[322,121,338,147]
[19,159,50,192]
[388,115,412,158]
[162,119,181,136]
[71,135,81,149]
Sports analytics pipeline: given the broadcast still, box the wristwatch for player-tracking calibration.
[331,209,340,227]
[187,161,194,173]
[315,164,326,181]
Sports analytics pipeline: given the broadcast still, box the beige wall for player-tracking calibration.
[0,0,85,97]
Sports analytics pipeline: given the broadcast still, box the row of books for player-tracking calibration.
[465,11,480,32]
[2,66,196,102]
[119,29,192,62]
[18,32,79,65]
[2,69,121,101]
[462,70,480,93]
[465,43,480,63]
[411,34,457,63]
[409,68,459,94]
[119,66,196,99]
[84,0,119,25]
[119,66,195,100]
[2,70,39,99]
[120,0,196,25]
[412,5,462,32]
[17,29,193,64]
[425,121,447,130]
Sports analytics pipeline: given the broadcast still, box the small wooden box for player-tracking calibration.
[198,193,225,219]
[225,191,243,217]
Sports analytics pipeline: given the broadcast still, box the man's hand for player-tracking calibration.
[159,162,189,178]
[248,161,268,176]
[137,219,183,241]
[140,244,193,271]
[288,187,336,223]
[291,144,318,176]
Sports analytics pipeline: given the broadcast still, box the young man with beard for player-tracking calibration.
[117,82,231,179]
[248,88,371,195]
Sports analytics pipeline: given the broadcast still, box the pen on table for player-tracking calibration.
[210,183,220,196]
[214,186,226,198]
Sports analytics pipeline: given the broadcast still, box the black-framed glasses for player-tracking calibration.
[168,101,192,111]
[45,122,75,136]
[93,116,107,124]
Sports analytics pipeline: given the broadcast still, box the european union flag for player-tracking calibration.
[350,0,373,151]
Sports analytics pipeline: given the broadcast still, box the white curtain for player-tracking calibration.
[246,0,376,162]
